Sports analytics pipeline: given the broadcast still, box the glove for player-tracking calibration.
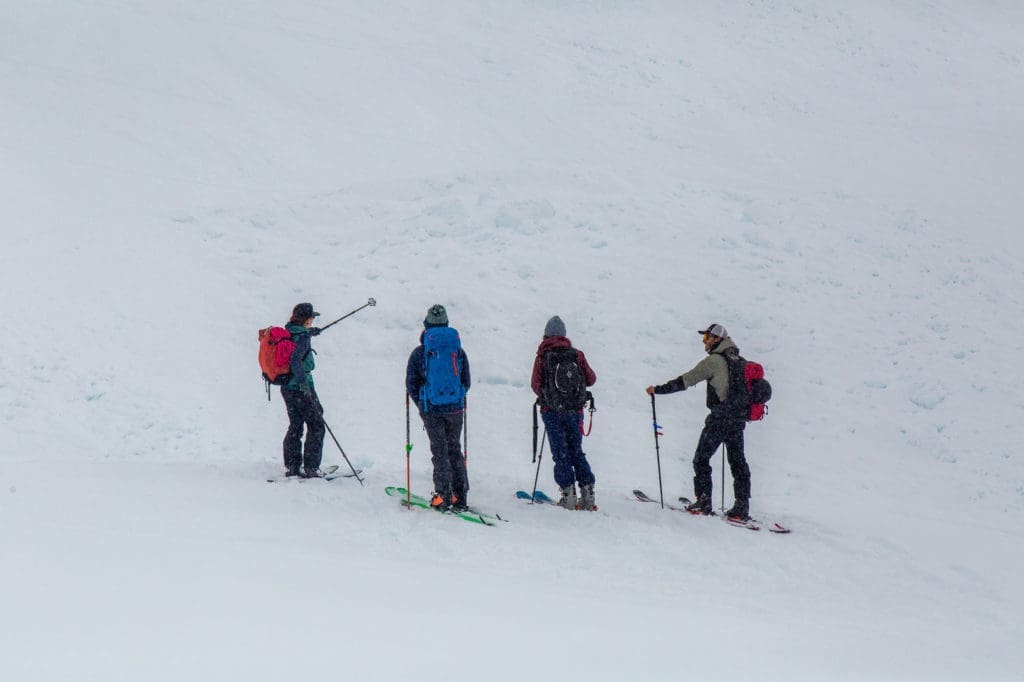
[299,382,313,397]
[309,327,322,337]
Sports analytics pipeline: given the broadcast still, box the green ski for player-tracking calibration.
[385,487,494,526]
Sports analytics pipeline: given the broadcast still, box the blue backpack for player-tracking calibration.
[420,327,466,411]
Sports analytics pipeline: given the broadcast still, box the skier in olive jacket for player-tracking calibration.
[281,302,326,478]
[645,323,752,520]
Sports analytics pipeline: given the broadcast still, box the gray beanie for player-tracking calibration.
[544,315,566,338]
[424,304,449,328]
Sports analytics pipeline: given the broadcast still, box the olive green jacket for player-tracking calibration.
[653,337,739,403]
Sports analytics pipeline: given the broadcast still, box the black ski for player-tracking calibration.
[266,465,364,483]
[632,489,694,513]
[634,489,790,533]
[677,496,791,533]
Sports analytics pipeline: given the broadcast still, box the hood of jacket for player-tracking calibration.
[536,335,572,356]
[709,336,739,357]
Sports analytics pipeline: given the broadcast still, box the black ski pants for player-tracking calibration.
[421,409,468,503]
[692,415,750,503]
[281,387,325,472]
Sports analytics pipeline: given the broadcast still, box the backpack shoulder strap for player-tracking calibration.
[288,327,314,360]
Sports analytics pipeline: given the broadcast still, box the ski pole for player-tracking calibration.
[463,396,468,467]
[405,392,412,509]
[532,401,539,463]
[530,428,547,505]
[317,297,377,334]
[323,419,364,486]
[721,443,727,513]
[651,393,664,509]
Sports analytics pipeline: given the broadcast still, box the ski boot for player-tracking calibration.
[685,495,714,515]
[557,485,578,510]
[429,492,452,512]
[578,484,596,511]
[725,498,750,522]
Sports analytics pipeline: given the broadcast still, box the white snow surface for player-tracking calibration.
[2,1,1023,679]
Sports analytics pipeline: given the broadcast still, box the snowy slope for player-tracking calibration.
[2,1,1023,680]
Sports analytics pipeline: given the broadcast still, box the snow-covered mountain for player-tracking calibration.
[2,2,1022,679]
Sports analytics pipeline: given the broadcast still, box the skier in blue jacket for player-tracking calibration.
[405,304,472,511]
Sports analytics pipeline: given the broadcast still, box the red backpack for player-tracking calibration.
[723,354,772,421]
[743,361,772,421]
[258,326,296,385]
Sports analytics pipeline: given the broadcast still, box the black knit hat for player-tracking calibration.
[292,302,320,320]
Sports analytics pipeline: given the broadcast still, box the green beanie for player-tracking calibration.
[424,304,449,328]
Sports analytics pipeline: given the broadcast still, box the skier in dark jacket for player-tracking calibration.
[531,316,598,510]
[405,304,472,511]
[646,323,752,520]
[281,302,326,478]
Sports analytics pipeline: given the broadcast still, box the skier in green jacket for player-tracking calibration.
[281,302,326,478]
